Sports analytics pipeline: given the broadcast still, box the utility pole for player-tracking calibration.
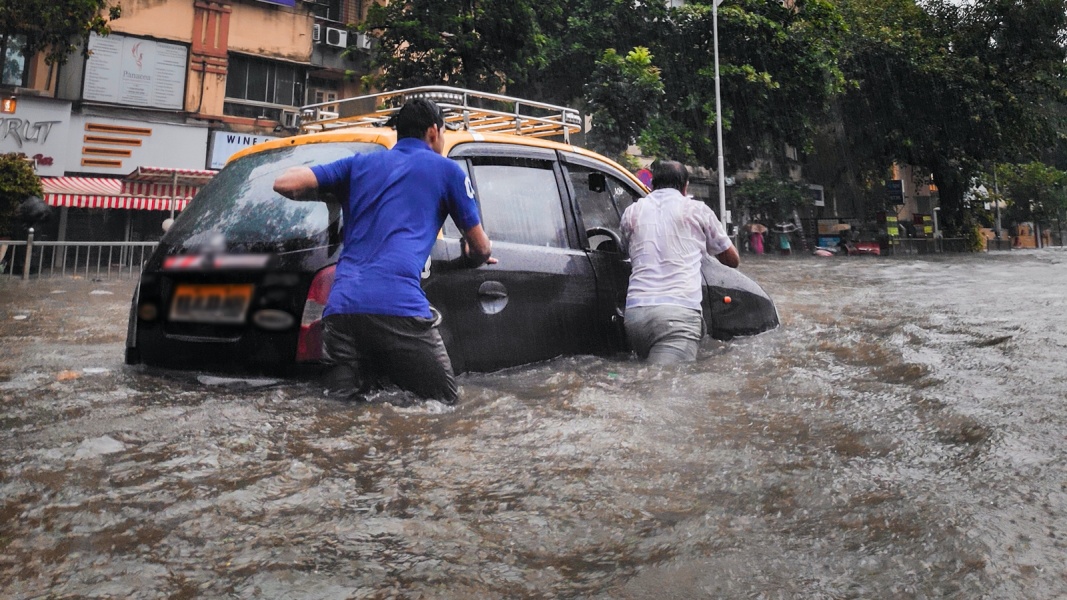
[713,0,727,228]
[993,168,1002,241]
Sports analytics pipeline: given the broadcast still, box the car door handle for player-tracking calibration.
[477,281,508,314]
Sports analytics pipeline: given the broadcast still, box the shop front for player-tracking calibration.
[40,167,217,243]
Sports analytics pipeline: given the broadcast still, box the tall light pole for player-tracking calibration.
[713,0,727,227]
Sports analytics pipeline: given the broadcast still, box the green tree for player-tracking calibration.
[362,0,848,176]
[0,0,121,68]
[995,161,1067,227]
[732,169,812,225]
[0,153,42,237]
[829,0,1067,235]
[509,0,668,105]
[641,0,847,171]
[364,0,543,92]
[583,47,664,160]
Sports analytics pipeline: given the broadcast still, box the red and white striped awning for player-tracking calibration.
[41,167,217,211]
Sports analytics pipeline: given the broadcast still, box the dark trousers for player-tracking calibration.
[322,312,458,404]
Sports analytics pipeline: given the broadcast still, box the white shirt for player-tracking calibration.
[620,187,733,310]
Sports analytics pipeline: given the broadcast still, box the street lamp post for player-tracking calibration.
[932,206,941,252]
[992,168,1002,241]
[713,0,727,227]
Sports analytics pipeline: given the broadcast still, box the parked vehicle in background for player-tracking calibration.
[125,87,779,375]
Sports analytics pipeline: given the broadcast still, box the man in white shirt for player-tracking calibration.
[620,160,740,363]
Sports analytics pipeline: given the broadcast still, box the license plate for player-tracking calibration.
[169,284,254,324]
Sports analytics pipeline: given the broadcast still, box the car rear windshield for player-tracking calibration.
[162,142,384,253]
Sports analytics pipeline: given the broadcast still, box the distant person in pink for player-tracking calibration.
[750,230,764,254]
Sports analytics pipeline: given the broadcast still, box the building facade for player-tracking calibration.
[0,0,375,242]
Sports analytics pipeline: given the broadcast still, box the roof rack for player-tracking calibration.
[299,85,582,143]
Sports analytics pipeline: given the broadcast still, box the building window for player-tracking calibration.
[309,0,343,22]
[1,35,27,87]
[224,54,305,120]
[308,77,341,112]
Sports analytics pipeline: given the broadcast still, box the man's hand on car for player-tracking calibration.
[460,235,497,266]
[461,225,496,266]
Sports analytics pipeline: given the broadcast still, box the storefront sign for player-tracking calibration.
[885,179,904,205]
[71,114,208,174]
[209,131,278,169]
[0,96,73,176]
[84,33,188,110]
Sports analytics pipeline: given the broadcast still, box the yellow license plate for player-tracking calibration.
[169,284,254,324]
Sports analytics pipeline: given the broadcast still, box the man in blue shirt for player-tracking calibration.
[273,98,494,403]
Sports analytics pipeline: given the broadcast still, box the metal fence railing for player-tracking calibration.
[884,237,972,255]
[0,230,157,281]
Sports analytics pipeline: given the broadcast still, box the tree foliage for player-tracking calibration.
[827,0,1067,235]
[0,0,121,67]
[644,0,847,170]
[361,0,1067,238]
[364,0,542,91]
[509,0,668,105]
[363,0,847,170]
[583,47,663,160]
[994,161,1067,226]
[0,153,42,236]
[732,169,812,225]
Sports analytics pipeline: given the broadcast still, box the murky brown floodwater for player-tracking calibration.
[1,249,1065,599]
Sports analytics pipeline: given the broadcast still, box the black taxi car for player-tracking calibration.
[125,87,779,375]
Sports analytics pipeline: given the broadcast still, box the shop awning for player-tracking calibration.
[42,167,218,211]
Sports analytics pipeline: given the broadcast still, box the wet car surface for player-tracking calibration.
[3,250,1067,598]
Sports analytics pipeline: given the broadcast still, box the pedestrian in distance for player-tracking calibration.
[778,231,792,255]
[273,98,495,404]
[750,228,764,255]
[620,160,740,364]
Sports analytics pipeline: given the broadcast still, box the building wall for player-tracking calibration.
[891,163,937,229]
[228,3,313,62]
[1,0,378,243]
[109,0,196,43]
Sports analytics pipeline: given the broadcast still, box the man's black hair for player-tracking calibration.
[651,160,689,192]
[395,98,445,139]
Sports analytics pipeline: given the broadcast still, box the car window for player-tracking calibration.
[608,175,640,215]
[469,156,568,248]
[569,164,623,230]
[164,142,384,253]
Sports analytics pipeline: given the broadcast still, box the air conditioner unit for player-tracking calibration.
[281,110,301,129]
[354,32,373,51]
[325,27,347,48]
[312,24,322,43]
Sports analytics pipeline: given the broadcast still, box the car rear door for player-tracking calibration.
[425,143,601,373]
[559,152,643,353]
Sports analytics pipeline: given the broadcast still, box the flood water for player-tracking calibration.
[1,250,1065,599]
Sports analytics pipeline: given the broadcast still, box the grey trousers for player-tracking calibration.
[624,305,706,364]
[322,312,458,404]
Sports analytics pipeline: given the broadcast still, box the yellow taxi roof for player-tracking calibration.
[227,127,647,191]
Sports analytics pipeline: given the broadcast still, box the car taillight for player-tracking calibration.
[296,265,335,362]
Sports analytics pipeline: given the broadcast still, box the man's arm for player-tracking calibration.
[273,167,320,200]
[461,224,497,266]
[700,205,739,268]
[715,246,740,269]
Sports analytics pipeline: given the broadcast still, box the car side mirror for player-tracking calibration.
[588,173,606,193]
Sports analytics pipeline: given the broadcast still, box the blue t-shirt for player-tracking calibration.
[311,137,482,319]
